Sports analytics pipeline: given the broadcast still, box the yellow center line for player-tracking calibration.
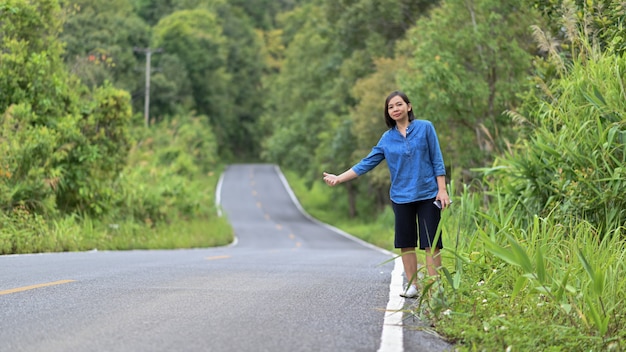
[206,255,231,261]
[0,280,76,296]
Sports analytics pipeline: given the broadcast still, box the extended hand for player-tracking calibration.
[323,172,340,187]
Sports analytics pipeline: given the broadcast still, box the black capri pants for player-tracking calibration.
[392,198,442,249]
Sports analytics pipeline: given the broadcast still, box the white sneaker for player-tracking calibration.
[400,284,419,298]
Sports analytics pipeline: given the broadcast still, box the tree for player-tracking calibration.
[398,0,540,184]
[347,57,408,212]
[260,3,343,175]
[323,0,439,57]
[152,8,232,151]
[1,0,134,215]
[61,0,150,104]
[530,0,626,56]
[215,4,267,159]
[262,0,438,179]
[132,0,177,26]
[1,0,74,120]
[228,0,305,29]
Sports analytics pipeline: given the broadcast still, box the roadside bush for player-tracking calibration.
[0,104,62,214]
[55,84,134,215]
[1,0,135,218]
[114,116,218,225]
[73,115,231,251]
[419,186,626,351]
[485,52,626,235]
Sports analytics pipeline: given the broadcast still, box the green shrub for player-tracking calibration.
[485,52,626,235]
[55,84,134,215]
[113,116,219,226]
[0,206,82,254]
[0,104,62,214]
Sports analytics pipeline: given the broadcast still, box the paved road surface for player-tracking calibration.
[0,164,451,352]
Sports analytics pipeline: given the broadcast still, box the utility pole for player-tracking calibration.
[134,47,163,127]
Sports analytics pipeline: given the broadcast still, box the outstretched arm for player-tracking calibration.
[322,169,358,187]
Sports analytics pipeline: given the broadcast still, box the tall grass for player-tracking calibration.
[428,184,626,350]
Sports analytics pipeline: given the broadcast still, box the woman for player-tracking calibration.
[322,90,450,298]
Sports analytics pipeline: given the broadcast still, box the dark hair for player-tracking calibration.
[384,91,415,128]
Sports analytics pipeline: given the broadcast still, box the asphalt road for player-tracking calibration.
[0,164,451,352]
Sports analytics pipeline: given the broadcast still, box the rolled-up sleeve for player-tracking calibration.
[352,141,385,176]
[426,122,446,176]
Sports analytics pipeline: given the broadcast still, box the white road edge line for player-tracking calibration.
[378,257,405,352]
[215,166,225,218]
[273,165,405,352]
[215,165,239,248]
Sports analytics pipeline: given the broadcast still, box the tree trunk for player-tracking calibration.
[346,182,357,218]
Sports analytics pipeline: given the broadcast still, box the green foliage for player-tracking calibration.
[531,0,626,56]
[152,8,235,150]
[413,10,626,350]
[485,52,626,233]
[61,0,151,96]
[131,0,177,26]
[138,2,266,159]
[1,0,74,215]
[0,114,229,254]
[0,85,135,217]
[0,206,81,254]
[261,3,342,175]
[262,0,435,181]
[86,115,231,250]
[434,192,625,350]
[348,57,406,210]
[1,0,75,119]
[324,0,439,57]
[215,3,267,159]
[0,104,62,214]
[0,0,231,254]
[398,0,540,184]
[117,116,218,225]
[228,0,305,29]
[56,85,134,215]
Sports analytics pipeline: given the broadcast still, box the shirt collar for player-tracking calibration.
[395,121,412,134]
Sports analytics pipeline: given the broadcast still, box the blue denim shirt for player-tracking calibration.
[351,120,446,204]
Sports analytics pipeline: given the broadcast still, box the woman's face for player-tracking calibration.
[387,95,411,123]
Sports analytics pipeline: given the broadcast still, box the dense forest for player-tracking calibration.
[2,0,625,350]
